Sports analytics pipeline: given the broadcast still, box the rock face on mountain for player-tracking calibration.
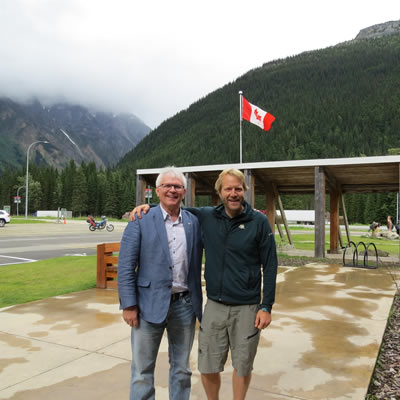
[356,20,400,39]
[0,97,150,170]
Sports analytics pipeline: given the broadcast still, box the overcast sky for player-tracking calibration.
[0,0,399,129]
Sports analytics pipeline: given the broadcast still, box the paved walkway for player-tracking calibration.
[0,263,397,399]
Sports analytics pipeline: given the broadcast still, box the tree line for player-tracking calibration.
[0,161,136,218]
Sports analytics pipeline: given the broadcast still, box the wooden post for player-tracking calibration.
[211,191,220,206]
[244,169,254,208]
[340,192,351,244]
[274,186,293,246]
[275,213,284,239]
[97,243,107,289]
[314,167,326,258]
[185,173,196,207]
[136,175,146,206]
[266,183,276,233]
[329,190,340,253]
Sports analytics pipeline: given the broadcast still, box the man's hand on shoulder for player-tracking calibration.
[130,204,150,221]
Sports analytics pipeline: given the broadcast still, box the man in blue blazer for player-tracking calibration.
[118,166,203,400]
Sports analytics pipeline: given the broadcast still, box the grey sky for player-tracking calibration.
[0,0,398,128]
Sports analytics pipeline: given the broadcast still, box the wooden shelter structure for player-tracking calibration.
[136,155,400,258]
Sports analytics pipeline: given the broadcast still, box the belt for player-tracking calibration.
[171,291,189,302]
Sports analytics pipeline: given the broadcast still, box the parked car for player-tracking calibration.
[0,210,11,227]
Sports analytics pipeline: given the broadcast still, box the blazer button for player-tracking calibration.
[169,266,173,269]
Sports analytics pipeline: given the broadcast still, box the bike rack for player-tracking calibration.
[343,240,378,269]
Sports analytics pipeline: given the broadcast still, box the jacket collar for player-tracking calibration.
[213,201,253,221]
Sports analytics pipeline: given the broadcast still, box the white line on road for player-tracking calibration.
[0,255,37,266]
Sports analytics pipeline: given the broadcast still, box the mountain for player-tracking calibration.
[0,98,151,171]
[118,21,400,171]
[356,20,400,39]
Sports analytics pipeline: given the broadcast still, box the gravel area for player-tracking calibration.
[366,294,400,399]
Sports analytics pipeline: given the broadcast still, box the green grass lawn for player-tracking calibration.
[0,256,97,308]
[276,232,400,257]
[9,217,48,224]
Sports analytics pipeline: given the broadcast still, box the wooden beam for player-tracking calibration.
[323,166,340,192]
[314,166,326,258]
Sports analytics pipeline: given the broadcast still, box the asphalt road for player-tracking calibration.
[0,220,127,266]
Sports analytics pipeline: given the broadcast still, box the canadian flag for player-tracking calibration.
[242,96,275,131]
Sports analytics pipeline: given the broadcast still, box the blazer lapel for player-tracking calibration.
[153,206,173,265]
[183,212,193,265]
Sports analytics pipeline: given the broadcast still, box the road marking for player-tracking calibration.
[0,255,37,266]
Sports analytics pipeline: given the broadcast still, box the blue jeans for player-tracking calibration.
[130,293,196,400]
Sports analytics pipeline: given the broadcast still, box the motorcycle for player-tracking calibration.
[86,216,114,232]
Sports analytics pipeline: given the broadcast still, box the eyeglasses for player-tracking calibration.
[158,183,185,191]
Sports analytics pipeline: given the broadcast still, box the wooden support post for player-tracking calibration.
[244,169,254,208]
[97,243,107,289]
[211,191,219,206]
[136,175,146,206]
[314,167,326,258]
[340,192,351,244]
[329,190,340,253]
[274,185,293,246]
[275,213,284,239]
[266,183,276,233]
[185,173,196,207]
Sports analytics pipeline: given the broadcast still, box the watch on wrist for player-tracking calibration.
[260,307,269,312]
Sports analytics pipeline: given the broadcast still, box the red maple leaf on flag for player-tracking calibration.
[254,109,262,121]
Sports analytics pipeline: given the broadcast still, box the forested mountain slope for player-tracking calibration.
[119,33,400,171]
[0,98,151,171]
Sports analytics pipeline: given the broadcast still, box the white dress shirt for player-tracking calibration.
[160,205,188,294]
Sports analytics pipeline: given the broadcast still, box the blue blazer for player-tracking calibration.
[118,205,203,323]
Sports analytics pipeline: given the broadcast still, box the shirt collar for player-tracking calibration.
[160,204,183,222]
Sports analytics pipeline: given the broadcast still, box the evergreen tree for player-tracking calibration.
[71,169,88,217]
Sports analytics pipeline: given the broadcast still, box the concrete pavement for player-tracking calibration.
[0,263,397,399]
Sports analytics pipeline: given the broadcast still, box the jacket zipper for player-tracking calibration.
[218,218,232,301]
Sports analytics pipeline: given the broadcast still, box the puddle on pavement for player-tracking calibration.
[2,290,121,335]
[0,333,39,352]
[0,357,27,375]
[0,362,130,400]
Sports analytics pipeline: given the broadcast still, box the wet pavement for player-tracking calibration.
[0,263,397,399]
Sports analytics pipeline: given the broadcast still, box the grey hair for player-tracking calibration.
[155,166,187,189]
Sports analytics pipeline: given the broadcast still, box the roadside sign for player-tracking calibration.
[145,188,153,199]
[14,196,21,203]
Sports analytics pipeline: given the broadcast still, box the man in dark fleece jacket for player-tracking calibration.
[131,168,278,400]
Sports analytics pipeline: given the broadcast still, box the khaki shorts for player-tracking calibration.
[198,299,260,377]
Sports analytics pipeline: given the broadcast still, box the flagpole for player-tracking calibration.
[239,90,243,163]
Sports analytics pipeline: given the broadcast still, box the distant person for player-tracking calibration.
[118,166,203,400]
[369,221,380,238]
[387,215,393,231]
[395,221,400,235]
[131,168,278,400]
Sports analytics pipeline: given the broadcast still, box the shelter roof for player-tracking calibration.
[137,155,400,195]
